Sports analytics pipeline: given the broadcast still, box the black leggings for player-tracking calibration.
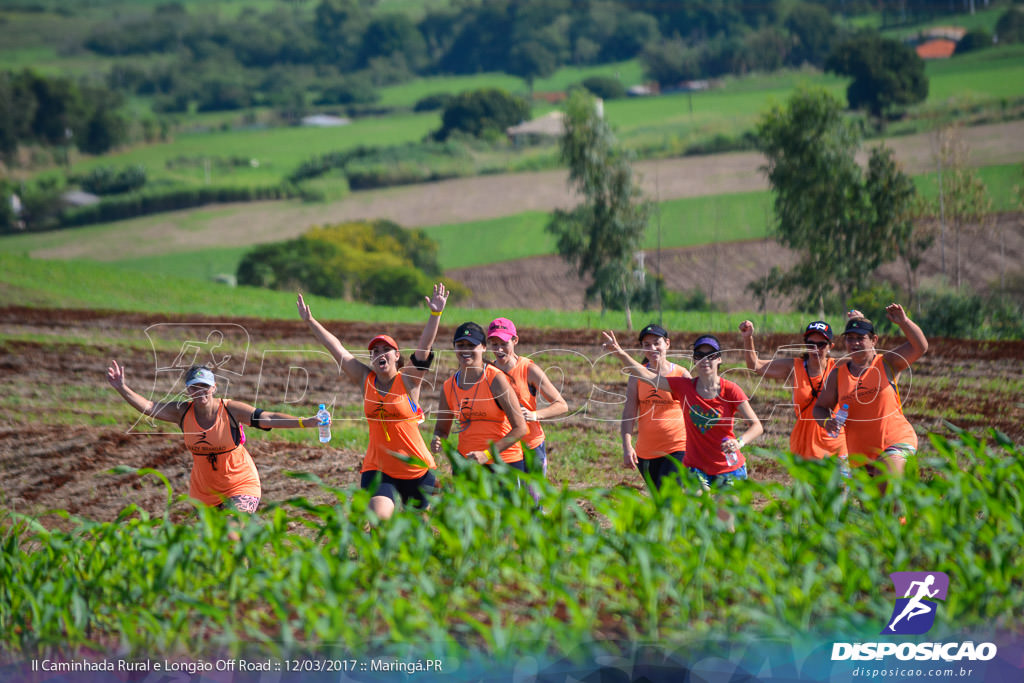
[360,470,437,509]
[638,451,685,491]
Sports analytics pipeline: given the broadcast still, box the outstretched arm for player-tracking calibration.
[226,400,320,430]
[739,320,790,379]
[297,293,369,384]
[882,303,928,374]
[600,331,671,392]
[106,360,185,424]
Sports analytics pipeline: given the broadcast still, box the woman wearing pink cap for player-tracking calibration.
[297,283,449,520]
[486,317,568,477]
[106,362,321,513]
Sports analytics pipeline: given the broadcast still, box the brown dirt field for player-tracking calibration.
[31,121,1024,262]
[450,212,1024,311]
[2,306,1023,525]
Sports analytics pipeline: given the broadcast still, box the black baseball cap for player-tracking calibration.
[453,321,486,346]
[803,320,833,341]
[692,335,721,352]
[638,323,669,341]
[844,319,875,336]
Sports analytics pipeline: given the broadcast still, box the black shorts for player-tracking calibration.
[638,451,685,491]
[485,458,528,473]
[360,470,437,509]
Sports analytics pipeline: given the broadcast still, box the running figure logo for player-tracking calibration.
[884,571,949,635]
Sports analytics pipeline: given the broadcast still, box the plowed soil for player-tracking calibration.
[2,306,1022,525]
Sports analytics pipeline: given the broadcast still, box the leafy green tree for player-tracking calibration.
[826,32,928,119]
[755,87,919,312]
[546,90,651,329]
[955,29,993,54]
[579,76,626,100]
[0,71,37,162]
[434,89,529,141]
[784,2,838,68]
[995,8,1024,44]
[358,14,428,71]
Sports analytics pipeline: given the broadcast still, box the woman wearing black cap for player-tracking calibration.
[619,323,691,491]
[813,303,927,487]
[106,362,321,513]
[430,322,529,471]
[602,331,763,489]
[738,319,846,463]
[297,283,449,520]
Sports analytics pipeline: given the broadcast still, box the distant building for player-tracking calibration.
[506,111,565,144]
[300,114,351,127]
[532,91,567,104]
[916,38,958,59]
[61,190,101,207]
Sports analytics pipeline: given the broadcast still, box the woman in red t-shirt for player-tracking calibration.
[602,331,762,489]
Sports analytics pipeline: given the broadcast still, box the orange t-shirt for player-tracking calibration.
[181,400,261,506]
[443,365,523,464]
[634,363,687,459]
[835,355,917,464]
[503,357,545,449]
[363,373,436,478]
[790,357,846,460]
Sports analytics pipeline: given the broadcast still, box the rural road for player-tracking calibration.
[34,119,1024,262]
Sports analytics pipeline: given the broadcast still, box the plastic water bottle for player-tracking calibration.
[722,437,739,467]
[828,403,849,438]
[317,403,331,443]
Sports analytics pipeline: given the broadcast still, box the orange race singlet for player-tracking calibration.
[835,355,917,464]
[635,364,687,459]
[181,400,261,506]
[504,357,545,449]
[363,373,436,478]
[790,357,846,460]
[443,365,523,465]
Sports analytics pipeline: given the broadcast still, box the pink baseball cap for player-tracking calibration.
[487,317,517,341]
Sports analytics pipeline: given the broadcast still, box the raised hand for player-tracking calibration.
[847,309,864,320]
[885,303,909,326]
[296,293,312,323]
[738,320,754,338]
[106,360,126,390]
[601,330,623,355]
[426,283,450,314]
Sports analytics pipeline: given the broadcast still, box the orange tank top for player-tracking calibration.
[835,355,917,463]
[363,373,436,478]
[635,363,687,459]
[790,357,846,459]
[503,357,545,449]
[181,400,260,506]
[443,364,523,464]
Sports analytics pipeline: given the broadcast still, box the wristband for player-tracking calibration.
[430,310,442,317]
[736,437,745,449]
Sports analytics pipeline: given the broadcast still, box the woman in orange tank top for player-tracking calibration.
[813,303,928,492]
[485,317,568,478]
[298,283,449,521]
[738,319,846,465]
[619,323,691,492]
[106,363,320,512]
[430,322,528,472]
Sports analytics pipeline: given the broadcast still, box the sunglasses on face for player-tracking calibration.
[806,340,830,349]
[693,350,720,361]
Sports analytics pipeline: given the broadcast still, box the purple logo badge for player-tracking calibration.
[883,572,949,635]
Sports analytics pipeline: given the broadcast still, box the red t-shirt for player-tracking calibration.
[667,376,748,475]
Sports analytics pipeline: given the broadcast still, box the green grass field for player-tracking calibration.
[0,251,810,333]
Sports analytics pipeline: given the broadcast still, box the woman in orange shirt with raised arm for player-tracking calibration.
[298,283,449,520]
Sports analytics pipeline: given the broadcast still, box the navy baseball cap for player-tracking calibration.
[844,319,875,336]
[803,320,833,341]
[692,335,721,352]
[453,321,486,346]
[638,323,669,341]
